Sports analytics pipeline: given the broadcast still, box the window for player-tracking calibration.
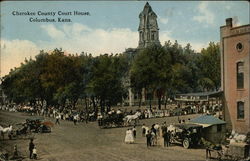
[237,62,244,89]
[236,43,243,52]
[237,101,244,119]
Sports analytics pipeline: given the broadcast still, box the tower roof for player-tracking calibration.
[140,2,156,17]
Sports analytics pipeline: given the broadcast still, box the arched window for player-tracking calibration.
[236,62,244,89]
[237,101,244,119]
[151,33,154,40]
[140,31,143,40]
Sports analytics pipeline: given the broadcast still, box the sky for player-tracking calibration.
[0,1,249,77]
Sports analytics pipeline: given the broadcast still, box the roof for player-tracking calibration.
[174,91,223,102]
[189,115,226,127]
[176,91,222,97]
[140,2,156,17]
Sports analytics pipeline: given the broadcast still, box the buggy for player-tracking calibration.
[26,117,52,133]
[98,113,124,128]
[168,123,202,149]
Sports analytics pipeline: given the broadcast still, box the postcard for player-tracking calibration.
[0,1,249,161]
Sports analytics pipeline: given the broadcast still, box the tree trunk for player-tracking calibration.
[91,96,98,118]
[100,99,104,113]
[158,97,161,110]
[106,101,111,112]
[149,94,152,110]
[84,96,89,123]
[164,97,167,109]
[138,93,142,108]
[72,99,78,109]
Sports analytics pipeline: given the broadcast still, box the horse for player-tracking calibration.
[0,125,13,140]
[124,111,141,126]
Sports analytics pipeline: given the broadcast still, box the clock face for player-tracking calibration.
[236,42,243,52]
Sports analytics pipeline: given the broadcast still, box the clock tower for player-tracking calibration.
[138,2,161,48]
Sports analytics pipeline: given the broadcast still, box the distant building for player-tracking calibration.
[220,18,250,134]
[123,2,161,106]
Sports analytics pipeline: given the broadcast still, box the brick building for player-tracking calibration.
[220,18,250,134]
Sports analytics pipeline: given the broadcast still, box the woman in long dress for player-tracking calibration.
[125,129,134,144]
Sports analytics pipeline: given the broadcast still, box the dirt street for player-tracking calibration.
[0,111,206,161]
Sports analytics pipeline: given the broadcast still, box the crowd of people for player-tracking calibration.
[124,122,175,148]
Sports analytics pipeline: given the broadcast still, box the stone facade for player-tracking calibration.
[138,2,161,48]
[220,18,250,134]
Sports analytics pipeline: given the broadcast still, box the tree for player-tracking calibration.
[130,45,172,109]
[198,42,220,91]
[88,54,128,112]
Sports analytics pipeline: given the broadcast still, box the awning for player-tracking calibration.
[189,115,226,128]
[174,91,223,102]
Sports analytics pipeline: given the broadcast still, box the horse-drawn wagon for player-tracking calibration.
[98,111,141,128]
[26,117,52,133]
[98,113,124,128]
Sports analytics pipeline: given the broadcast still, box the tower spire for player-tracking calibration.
[138,2,161,48]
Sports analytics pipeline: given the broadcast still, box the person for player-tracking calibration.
[145,125,149,133]
[151,124,156,135]
[154,123,160,136]
[29,139,34,159]
[97,113,103,126]
[142,124,146,137]
[206,147,212,159]
[33,146,37,159]
[132,126,136,138]
[10,145,19,159]
[125,129,134,144]
[116,109,122,114]
[161,122,167,133]
[73,115,77,125]
[146,130,152,147]
[151,130,156,146]
[55,114,60,125]
[163,130,170,147]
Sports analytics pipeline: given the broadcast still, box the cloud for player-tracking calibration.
[158,16,168,25]
[1,23,209,77]
[160,30,207,52]
[41,24,66,40]
[39,23,138,55]
[192,2,215,25]
[232,16,241,26]
[160,30,174,43]
[1,39,40,76]
[1,24,139,76]
[184,41,208,52]
[226,5,231,10]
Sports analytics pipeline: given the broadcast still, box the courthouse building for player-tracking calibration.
[220,18,250,134]
[124,2,161,106]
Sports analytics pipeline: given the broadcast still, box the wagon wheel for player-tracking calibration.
[183,138,190,149]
